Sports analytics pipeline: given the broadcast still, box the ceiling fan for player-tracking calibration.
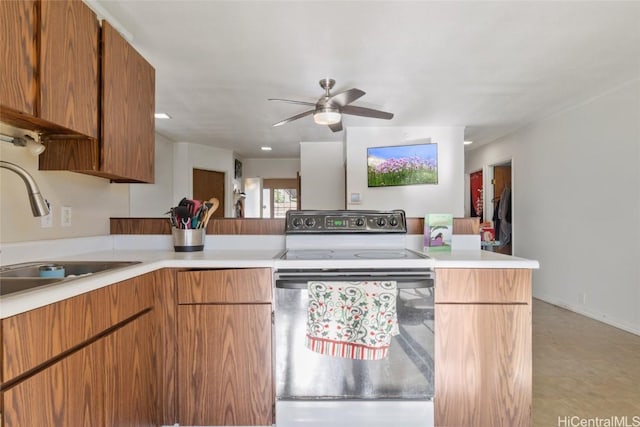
[269,78,394,132]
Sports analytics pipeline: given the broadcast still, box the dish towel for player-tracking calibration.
[306,280,399,360]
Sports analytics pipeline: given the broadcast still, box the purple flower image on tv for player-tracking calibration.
[367,143,438,187]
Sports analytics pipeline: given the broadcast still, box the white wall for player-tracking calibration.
[172,142,235,217]
[465,78,640,335]
[129,133,174,217]
[0,140,129,244]
[300,141,345,210]
[243,177,262,218]
[346,127,465,217]
[243,158,299,179]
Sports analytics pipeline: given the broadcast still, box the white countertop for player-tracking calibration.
[0,235,539,319]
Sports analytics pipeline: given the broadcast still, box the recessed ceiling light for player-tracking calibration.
[154,113,171,119]
[464,140,473,145]
[261,146,272,151]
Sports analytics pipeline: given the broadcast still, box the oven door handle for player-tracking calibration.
[275,276,434,289]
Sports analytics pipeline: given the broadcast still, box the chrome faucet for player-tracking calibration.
[0,160,50,216]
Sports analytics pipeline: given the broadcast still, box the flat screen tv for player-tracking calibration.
[367,142,438,187]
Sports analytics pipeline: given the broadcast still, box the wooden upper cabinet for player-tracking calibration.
[101,21,155,183]
[0,0,38,116]
[39,0,99,138]
[0,0,98,137]
[39,19,155,182]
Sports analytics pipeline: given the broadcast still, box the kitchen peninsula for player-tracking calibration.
[0,232,538,427]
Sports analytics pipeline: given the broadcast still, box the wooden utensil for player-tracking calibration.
[202,197,220,228]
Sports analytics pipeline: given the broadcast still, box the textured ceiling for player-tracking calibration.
[93,1,640,158]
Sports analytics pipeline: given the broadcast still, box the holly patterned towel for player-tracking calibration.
[306,280,399,360]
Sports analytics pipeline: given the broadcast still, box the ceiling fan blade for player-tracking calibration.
[328,121,343,132]
[272,110,314,127]
[328,88,365,107]
[268,98,316,107]
[342,105,394,120]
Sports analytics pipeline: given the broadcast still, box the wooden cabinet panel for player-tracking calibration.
[1,273,158,426]
[3,335,106,427]
[1,273,153,383]
[39,137,100,171]
[101,21,155,183]
[435,268,531,303]
[105,311,155,427]
[151,268,178,425]
[39,0,99,138]
[178,304,273,426]
[0,0,37,116]
[178,268,272,304]
[435,304,532,426]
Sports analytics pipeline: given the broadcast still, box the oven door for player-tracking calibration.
[274,269,434,400]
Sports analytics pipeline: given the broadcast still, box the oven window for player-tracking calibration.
[275,286,434,400]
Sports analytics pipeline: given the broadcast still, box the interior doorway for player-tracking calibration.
[469,170,483,221]
[261,178,299,219]
[491,162,512,255]
[193,168,225,218]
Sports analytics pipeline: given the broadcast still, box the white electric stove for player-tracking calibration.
[274,210,435,427]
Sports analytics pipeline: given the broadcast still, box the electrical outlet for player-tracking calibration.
[40,209,53,228]
[61,206,72,227]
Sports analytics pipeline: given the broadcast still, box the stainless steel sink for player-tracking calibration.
[0,261,141,296]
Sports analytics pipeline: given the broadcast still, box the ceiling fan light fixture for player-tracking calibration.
[313,108,341,125]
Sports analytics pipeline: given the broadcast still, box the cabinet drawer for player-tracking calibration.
[177,268,272,304]
[435,269,531,303]
[2,274,153,384]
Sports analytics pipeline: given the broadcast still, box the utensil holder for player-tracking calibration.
[172,228,205,252]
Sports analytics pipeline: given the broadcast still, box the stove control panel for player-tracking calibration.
[285,210,407,233]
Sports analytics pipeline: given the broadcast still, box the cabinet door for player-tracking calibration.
[2,272,153,383]
[102,21,155,183]
[105,311,156,427]
[39,0,100,138]
[435,304,532,426]
[178,304,273,426]
[3,337,106,427]
[0,0,37,116]
[39,0,99,138]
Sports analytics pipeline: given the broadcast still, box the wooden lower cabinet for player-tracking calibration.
[105,311,155,427]
[178,304,273,426]
[435,268,532,427]
[1,273,157,427]
[2,310,154,427]
[176,268,273,426]
[435,304,531,426]
[3,334,105,426]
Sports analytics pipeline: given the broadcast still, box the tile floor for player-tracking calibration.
[533,299,640,427]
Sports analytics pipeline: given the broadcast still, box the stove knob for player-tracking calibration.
[389,216,399,227]
[355,218,365,227]
[304,217,316,228]
[376,217,387,227]
[292,217,303,228]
